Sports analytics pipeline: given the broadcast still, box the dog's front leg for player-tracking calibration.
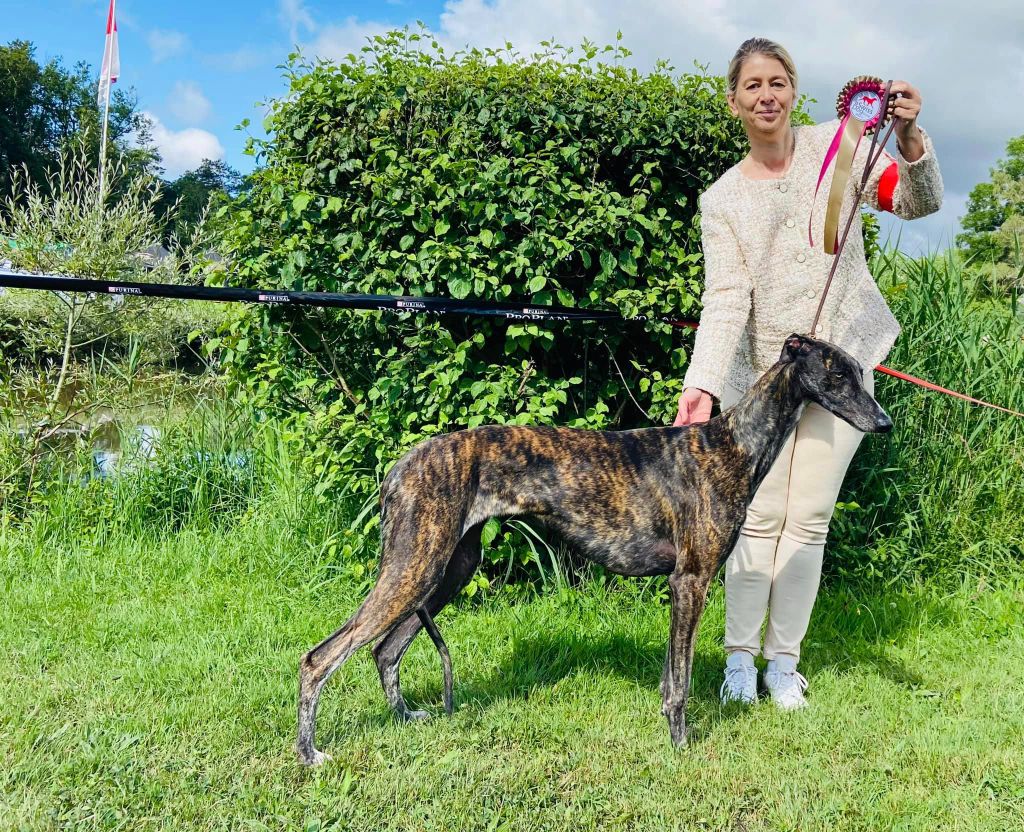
[662,568,711,747]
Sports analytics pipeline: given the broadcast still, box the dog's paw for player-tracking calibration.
[300,749,333,767]
[667,720,689,749]
[671,731,690,749]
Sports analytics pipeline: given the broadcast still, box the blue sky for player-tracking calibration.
[1,1,449,178]
[6,1,1024,255]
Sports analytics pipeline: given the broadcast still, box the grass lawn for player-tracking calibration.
[2,517,1023,831]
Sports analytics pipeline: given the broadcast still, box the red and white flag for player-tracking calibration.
[97,0,120,107]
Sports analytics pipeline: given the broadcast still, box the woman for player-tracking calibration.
[673,38,943,709]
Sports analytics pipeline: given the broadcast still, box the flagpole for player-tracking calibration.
[97,0,116,205]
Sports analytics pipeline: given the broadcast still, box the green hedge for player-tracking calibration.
[218,33,814,499]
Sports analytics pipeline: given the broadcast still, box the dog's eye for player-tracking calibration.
[831,371,845,382]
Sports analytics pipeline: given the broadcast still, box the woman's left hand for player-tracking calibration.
[887,81,922,136]
[886,80,924,160]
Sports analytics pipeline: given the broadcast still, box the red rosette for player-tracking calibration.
[835,75,890,134]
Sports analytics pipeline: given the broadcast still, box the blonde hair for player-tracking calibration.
[727,38,798,96]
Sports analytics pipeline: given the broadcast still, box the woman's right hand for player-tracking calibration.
[673,387,713,426]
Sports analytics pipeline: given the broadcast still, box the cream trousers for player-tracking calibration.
[717,370,874,661]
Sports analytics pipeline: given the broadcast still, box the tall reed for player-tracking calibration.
[831,248,1024,582]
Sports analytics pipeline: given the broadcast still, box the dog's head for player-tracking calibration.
[779,333,893,433]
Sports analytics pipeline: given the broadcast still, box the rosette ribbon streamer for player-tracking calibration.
[810,78,898,335]
[809,76,891,255]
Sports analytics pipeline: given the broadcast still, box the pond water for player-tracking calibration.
[13,416,250,481]
[91,423,160,478]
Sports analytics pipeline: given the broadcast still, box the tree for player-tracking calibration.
[161,159,246,244]
[0,40,159,202]
[0,41,46,195]
[957,134,1024,293]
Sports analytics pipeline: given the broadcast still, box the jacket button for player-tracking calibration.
[806,288,816,298]
[796,252,806,263]
[779,183,789,193]
[785,218,795,228]
[814,324,823,334]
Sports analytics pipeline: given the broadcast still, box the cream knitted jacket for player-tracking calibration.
[681,119,944,401]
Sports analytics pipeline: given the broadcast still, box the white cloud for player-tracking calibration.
[147,29,188,63]
[439,0,603,52]
[280,0,316,45]
[144,112,224,178]
[435,1,1024,186]
[307,18,395,62]
[167,81,212,124]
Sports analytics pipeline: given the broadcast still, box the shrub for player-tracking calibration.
[218,32,816,502]
[0,143,226,373]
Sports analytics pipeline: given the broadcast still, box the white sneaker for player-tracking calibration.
[719,652,758,705]
[764,656,809,710]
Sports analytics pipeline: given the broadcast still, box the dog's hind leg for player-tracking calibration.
[416,608,453,714]
[296,552,452,767]
[371,613,431,722]
[372,526,482,721]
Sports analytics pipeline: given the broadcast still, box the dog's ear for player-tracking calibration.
[779,333,812,364]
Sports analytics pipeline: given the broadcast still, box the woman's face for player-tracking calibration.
[728,53,795,139]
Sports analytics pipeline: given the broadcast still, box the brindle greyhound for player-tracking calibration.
[296,333,892,765]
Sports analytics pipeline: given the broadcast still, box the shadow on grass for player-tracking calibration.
[320,581,957,748]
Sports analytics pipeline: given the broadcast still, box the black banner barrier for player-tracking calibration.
[0,269,699,329]
[4,269,1023,416]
